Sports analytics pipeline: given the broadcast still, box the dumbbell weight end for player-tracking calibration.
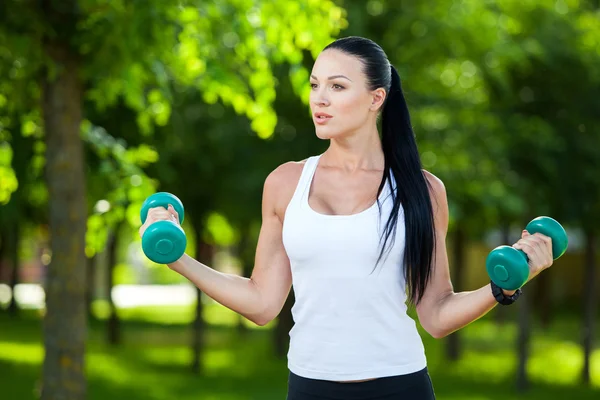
[142,220,187,264]
[486,245,530,291]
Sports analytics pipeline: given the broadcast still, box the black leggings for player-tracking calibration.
[286,367,436,400]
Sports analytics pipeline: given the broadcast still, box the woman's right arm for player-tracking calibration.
[149,163,300,326]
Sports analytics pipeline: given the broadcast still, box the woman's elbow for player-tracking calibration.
[427,326,451,339]
[417,292,454,339]
[249,308,278,327]
[420,318,449,339]
[252,315,273,327]
[417,306,451,339]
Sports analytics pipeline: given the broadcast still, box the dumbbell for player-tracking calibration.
[140,192,187,264]
[486,216,568,290]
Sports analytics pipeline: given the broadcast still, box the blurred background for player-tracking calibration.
[0,0,599,399]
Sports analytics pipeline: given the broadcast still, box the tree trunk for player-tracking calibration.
[446,224,465,361]
[495,223,511,325]
[6,104,34,316]
[237,228,252,336]
[535,270,552,328]
[86,254,97,320]
[192,231,211,374]
[40,3,87,397]
[516,293,530,392]
[192,286,204,374]
[8,221,20,316]
[581,230,596,385]
[0,228,9,312]
[0,230,5,303]
[106,228,121,345]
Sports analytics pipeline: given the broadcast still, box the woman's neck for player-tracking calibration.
[324,127,383,172]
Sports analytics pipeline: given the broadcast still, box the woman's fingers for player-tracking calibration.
[513,231,553,278]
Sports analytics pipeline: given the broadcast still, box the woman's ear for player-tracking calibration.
[370,87,387,111]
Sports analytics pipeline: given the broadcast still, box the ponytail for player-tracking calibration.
[323,37,436,306]
[376,64,436,305]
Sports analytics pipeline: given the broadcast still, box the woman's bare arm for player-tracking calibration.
[162,162,303,326]
[415,171,553,338]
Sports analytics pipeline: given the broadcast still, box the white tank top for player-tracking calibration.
[282,154,427,381]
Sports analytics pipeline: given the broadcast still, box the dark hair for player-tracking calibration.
[323,36,436,305]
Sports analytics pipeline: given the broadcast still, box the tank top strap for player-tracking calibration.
[297,154,321,203]
[286,154,321,208]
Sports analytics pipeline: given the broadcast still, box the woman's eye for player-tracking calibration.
[309,83,344,90]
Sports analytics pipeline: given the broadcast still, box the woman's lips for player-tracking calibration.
[314,113,333,124]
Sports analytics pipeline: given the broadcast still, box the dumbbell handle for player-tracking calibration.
[524,216,567,260]
[140,192,185,225]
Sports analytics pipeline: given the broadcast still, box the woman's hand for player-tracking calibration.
[512,229,554,283]
[138,204,181,238]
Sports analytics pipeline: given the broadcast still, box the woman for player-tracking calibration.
[139,36,554,399]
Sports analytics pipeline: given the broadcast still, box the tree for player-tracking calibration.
[1,1,346,397]
[0,112,46,316]
[481,2,600,387]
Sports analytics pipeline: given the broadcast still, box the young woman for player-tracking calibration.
[139,36,555,399]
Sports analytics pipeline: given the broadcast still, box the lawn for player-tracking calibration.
[0,303,598,400]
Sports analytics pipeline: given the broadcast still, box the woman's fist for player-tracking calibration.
[139,204,181,238]
[512,230,553,283]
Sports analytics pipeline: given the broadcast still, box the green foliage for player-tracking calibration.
[354,0,600,233]
[74,0,347,138]
[487,1,600,226]
[0,142,18,205]
[82,121,158,257]
[0,4,44,116]
[112,263,138,286]
[0,0,347,257]
[204,212,239,247]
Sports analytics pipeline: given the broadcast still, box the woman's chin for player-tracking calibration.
[315,126,340,140]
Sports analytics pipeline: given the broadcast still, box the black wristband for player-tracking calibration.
[490,280,522,305]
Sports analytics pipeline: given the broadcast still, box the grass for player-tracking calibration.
[0,304,598,400]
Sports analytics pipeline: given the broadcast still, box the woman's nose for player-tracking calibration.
[312,94,330,107]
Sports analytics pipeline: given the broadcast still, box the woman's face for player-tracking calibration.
[309,49,385,140]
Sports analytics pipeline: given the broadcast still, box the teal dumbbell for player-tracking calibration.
[140,192,187,264]
[486,216,568,290]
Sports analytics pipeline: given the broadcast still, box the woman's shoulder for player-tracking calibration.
[264,158,310,217]
[422,169,449,229]
[422,169,445,195]
[266,158,308,187]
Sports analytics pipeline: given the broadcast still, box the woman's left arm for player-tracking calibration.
[415,171,554,339]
